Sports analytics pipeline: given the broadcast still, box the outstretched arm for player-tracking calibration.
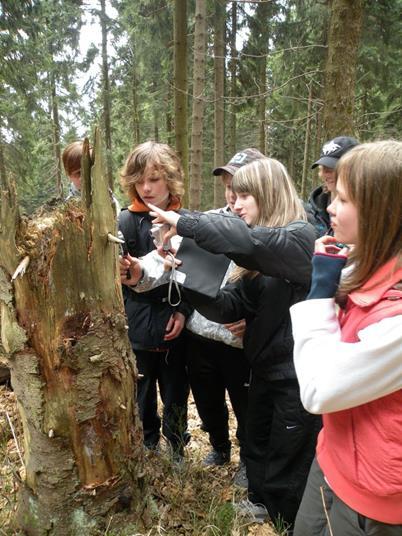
[149,204,315,287]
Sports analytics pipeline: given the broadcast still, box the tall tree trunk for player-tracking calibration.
[0,132,147,535]
[257,57,267,154]
[322,0,363,138]
[228,1,237,157]
[174,0,189,206]
[49,68,62,198]
[189,0,207,210]
[301,82,313,200]
[256,1,269,154]
[213,0,226,208]
[131,64,140,145]
[100,0,114,191]
[0,128,6,188]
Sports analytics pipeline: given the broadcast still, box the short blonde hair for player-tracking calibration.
[337,140,402,296]
[120,141,184,201]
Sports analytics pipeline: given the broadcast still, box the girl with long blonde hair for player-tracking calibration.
[149,157,321,529]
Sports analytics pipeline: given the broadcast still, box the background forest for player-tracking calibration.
[1,0,401,214]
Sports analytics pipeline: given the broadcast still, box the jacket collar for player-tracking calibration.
[349,257,402,307]
[128,196,181,213]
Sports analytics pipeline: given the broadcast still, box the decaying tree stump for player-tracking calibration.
[0,133,148,535]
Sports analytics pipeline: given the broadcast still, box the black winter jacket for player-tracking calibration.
[119,208,193,350]
[177,212,315,288]
[305,185,332,238]
[189,274,303,380]
[176,212,314,380]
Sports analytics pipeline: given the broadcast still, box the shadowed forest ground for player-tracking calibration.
[0,384,281,535]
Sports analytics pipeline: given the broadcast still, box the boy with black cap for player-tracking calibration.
[306,136,359,237]
[186,148,264,485]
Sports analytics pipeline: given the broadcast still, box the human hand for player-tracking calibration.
[164,312,185,341]
[148,203,179,247]
[119,254,143,286]
[314,235,350,257]
[224,319,246,339]
[156,247,183,272]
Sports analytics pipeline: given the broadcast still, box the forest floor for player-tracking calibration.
[0,383,281,536]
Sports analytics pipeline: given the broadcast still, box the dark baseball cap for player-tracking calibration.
[213,148,265,176]
[311,136,359,169]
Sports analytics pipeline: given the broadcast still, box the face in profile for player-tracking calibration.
[221,172,236,211]
[135,165,170,209]
[233,192,259,226]
[328,176,358,245]
[319,165,337,193]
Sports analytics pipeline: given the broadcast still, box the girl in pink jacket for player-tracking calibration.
[291,140,402,535]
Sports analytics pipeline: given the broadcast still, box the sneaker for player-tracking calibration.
[202,448,231,466]
[233,460,248,488]
[235,499,269,524]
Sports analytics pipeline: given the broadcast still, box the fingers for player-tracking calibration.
[315,236,350,257]
[164,313,185,340]
[314,235,337,253]
[163,226,177,246]
[119,254,143,286]
[148,203,180,227]
[224,319,246,338]
[165,315,174,333]
[163,254,182,272]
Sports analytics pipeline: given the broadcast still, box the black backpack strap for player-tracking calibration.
[118,208,139,256]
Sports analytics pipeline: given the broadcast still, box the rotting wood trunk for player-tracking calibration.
[0,132,148,535]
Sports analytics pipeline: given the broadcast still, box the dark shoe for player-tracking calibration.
[203,448,231,466]
[233,460,248,488]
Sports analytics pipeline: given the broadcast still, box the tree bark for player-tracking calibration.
[174,0,189,206]
[213,1,226,208]
[322,0,363,138]
[189,0,207,210]
[0,132,147,535]
[228,2,237,157]
[301,82,313,200]
[256,1,269,154]
[100,0,114,191]
[131,64,140,145]
[50,67,62,198]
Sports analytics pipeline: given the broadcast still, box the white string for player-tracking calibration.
[166,251,182,307]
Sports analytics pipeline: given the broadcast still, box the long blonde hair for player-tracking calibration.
[337,140,402,298]
[230,157,306,281]
[120,141,184,201]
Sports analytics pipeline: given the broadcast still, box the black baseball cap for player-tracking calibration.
[213,148,265,176]
[311,136,359,169]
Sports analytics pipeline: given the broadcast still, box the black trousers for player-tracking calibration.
[245,374,321,528]
[186,331,250,458]
[134,337,189,452]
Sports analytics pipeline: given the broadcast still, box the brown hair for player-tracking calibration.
[337,140,402,297]
[120,141,184,201]
[62,141,93,177]
[230,157,306,281]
